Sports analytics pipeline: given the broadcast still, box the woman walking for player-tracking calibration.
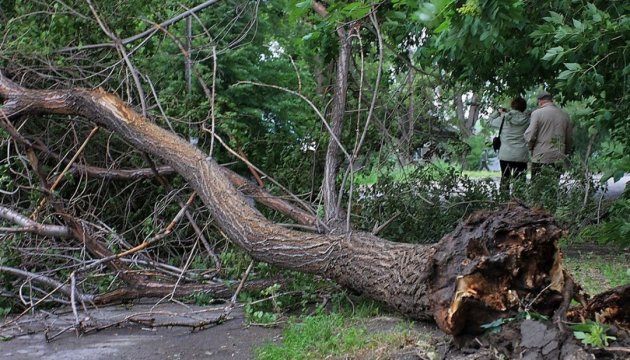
[489,97,530,194]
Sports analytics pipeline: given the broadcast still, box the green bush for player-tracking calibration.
[570,189,630,248]
[354,163,500,244]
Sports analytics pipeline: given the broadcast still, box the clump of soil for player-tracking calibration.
[441,319,630,360]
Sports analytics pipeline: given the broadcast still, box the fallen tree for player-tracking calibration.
[0,72,628,337]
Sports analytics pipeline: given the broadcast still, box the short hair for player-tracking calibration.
[537,91,552,101]
[511,97,527,112]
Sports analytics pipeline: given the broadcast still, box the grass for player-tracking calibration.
[563,253,630,295]
[254,313,368,360]
[254,309,438,360]
[463,170,500,179]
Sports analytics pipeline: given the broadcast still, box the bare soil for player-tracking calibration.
[3,302,629,359]
[1,302,282,360]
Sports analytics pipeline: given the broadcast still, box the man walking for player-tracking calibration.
[524,91,573,188]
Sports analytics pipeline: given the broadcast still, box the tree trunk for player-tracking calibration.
[466,92,480,132]
[321,29,351,227]
[454,92,468,136]
[313,1,350,227]
[1,73,628,336]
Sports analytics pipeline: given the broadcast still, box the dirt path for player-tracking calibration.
[1,303,282,360]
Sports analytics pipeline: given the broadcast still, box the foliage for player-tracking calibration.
[570,321,616,348]
[187,291,215,306]
[244,303,280,325]
[0,306,11,318]
[355,163,500,243]
[219,248,253,278]
[243,283,282,325]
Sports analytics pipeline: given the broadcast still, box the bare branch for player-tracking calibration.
[0,205,71,238]
[57,0,222,52]
[0,266,93,302]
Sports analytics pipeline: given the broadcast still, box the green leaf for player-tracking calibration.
[564,63,582,71]
[480,318,505,329]
[295,0,312,9]
[302,31,320,41]
[557,70,574,80]
[343,3,371,20]
[612,170,625,182]
[572,18,585,31]
[435,19,451,33]
[573,331,587,340]
[542,46,564,62]
[392,11,406,20]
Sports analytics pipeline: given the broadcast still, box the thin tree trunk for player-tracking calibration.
[398,70,416,165]
[466,92,480,132]
[313,1,350,227]
[321,28,350,227]
[454,92,467,135]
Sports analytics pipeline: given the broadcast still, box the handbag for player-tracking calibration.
[492,114,506,152]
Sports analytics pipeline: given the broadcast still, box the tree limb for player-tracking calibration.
[0,205,71,238]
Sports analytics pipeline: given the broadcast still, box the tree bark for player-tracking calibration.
[313,1,350,227]
[466,92,480,132]
[454,92,468,136]
[1,73,627,335]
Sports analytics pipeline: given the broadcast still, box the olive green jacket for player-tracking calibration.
[524,103,573,164]
[489,109,530,162]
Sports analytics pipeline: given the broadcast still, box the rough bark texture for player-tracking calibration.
[322,28,351,226]
[2,73,628,336]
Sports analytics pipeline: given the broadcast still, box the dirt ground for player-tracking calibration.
[0,303,446,360]
[0,302,283,360]
[2,299,628,359]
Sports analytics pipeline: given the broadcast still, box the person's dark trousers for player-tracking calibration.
[530,162,563,203]
[499,160,527,194]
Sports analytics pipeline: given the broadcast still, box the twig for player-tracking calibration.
[372,211,401,235]
[85,0,147,115]
[0,206,71,238]
[70,271,80,336]
[168,238,199,301]
[211,133,321,222]
[0,266,91,303]
[345,10,384,232]
[525,283,553,310]
[0,278,71,329]
[86,192,196,267]
[217,260,255,322]
[30,126,100,219]
[45,325,75,342]
[553,272,575,336]
[58,0,222,52]
[209,46,217,157]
